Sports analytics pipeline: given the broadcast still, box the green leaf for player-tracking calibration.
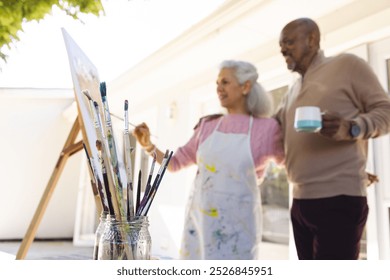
[0,0,105,64]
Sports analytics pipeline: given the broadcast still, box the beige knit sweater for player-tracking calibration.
[274,51,390,199]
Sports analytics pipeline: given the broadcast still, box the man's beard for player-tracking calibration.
[287,60,296,72]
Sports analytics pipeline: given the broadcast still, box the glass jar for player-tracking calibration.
[92,211,108,260]
[97,215,151,260]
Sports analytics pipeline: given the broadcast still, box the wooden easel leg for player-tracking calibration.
[16,118,82,260]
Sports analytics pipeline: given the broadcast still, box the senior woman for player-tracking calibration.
[133,60,284,260]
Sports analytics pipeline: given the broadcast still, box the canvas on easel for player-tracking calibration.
[61,28,103,185]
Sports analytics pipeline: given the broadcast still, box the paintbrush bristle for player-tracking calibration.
[124,100,128,111]
[93,101,99,108]
[82,89,93,101]
[96,140,102,151]
[100,82,106,100]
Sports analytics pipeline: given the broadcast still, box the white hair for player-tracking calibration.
[219,60,273,117]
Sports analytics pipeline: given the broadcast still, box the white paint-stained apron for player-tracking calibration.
[179,116,262,259]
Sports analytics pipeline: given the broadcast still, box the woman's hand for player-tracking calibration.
[132,122,152,149]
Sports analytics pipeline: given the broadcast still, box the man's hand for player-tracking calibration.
[366,172,379,187]
[319,111,350,140]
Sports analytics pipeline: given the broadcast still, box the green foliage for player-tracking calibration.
[0,0,104,62]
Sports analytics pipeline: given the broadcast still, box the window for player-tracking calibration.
[260,85,289,245]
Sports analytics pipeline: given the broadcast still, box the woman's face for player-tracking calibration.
[216,68,247,114]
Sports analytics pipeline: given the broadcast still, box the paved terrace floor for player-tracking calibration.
[0,239,289,260]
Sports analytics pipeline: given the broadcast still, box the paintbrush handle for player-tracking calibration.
[143,154,156,198]
[105,139,126,217]
[106,128,125,190]
[126,182,134,218]
[89,159,110,213]
[94,102,126,217]
[124,133,134,218]
[102,100,126,216]
[100,83,126,216]
[83,143,109,213]
[156,151,173,187]
[143,181,152,199]
[137,174,160,216]
[124,105,129,132]
[139,151,173,216]
[99,158,114,215]
[99,149,118,215]
[93,103,123,217]
[136,170,142,214]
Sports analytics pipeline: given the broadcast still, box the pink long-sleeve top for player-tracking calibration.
[169,114,284,178]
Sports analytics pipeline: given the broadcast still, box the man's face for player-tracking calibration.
[279,25,314,75]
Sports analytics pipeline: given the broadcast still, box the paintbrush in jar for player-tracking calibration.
[92,101,121,217]
[96,140,115,215]
[138,150,173,216]
[143,151,156,199]
[136,169,142,214]
[100,82,126,217]
[82,142,109,213]
[123,100,135,219]
[137,150,168,215]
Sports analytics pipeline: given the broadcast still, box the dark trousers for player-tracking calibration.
[291,195,368,260]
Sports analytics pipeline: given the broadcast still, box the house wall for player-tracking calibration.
[0,88,83,239]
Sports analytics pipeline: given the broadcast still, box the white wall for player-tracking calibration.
[0,88,83,239]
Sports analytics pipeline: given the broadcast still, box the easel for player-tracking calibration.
[16,28,109,259]
[15,116,102,260]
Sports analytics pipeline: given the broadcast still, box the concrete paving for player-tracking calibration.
[0,239,289,260]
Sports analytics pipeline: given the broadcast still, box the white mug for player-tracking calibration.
[294,106,322,132]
